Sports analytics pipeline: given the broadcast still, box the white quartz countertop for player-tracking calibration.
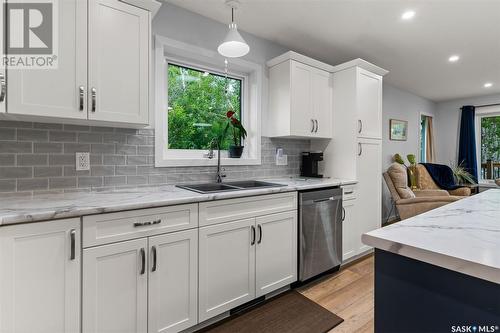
[362,189,500,284]
[0,177,356,225]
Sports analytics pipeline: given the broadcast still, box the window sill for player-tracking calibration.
[155,157,261,168]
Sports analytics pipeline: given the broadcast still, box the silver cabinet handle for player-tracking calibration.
[315,119,319,133]
[139,248,146,275]
[251,226,256,245]
[79,86,84,111]
[257,224,262,244]
[151,246,157,272]
[134,219,161,227]
[0,73,5,103]
[358,119,363,134]
[91,87,96,112]
[69,229,76,260]
[358,143,363,156]
[341,207,346,222]
[311,119,315,133]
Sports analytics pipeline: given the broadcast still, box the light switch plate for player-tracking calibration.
[76,152,90,171]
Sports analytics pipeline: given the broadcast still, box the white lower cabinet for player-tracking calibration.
[83,238,148,333]
[148,229,198,333]
[199,209,298,322]
[198,218,256,322]
[82,230,198,333]
[0,219,81,333]
[342,199,358,261]
[255,211,297,297]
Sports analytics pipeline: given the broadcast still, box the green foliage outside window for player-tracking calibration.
[481,116,500,162]
[167,63,242,150]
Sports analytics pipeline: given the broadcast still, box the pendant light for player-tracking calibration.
[217,1,250,58]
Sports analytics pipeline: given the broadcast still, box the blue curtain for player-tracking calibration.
[458,105,478,182]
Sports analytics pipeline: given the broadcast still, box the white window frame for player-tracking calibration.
[474,105,500,182]
[154,35,262,167]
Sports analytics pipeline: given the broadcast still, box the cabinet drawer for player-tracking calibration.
[199,192,297,227]
[83,204,198,247]
[342,185,357,201]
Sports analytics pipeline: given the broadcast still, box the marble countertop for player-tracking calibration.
[0,177,356,225]
[362,189,500,284]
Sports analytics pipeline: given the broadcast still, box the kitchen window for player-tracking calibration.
[167,63,242,150]
[154,36,262,167]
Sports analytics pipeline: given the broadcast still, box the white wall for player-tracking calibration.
[382,84,437,220]
[435,93,500,165]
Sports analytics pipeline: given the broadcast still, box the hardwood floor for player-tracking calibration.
[298,254,374,333]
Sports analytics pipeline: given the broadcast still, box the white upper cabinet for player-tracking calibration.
[0,219,81,333]
[356,68,383,139]
[88,0,150,125]
[7,0,87,119]
[268,52,333,139]
[2,0,156,127]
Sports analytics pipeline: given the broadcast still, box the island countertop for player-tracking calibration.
[362,189,500,284]
[0,177,356,225]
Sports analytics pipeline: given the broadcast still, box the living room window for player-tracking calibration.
[154,36,262,167]
[476,109,500,180]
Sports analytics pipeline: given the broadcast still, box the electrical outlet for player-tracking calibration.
[276,155,288,166]
[75,152,90,171]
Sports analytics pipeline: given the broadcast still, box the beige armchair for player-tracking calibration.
[415,164,471,197]
[384,163,460,220]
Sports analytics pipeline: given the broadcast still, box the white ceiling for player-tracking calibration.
[166,0,500,102]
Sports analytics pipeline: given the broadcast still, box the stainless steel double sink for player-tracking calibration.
[177,180,286,194]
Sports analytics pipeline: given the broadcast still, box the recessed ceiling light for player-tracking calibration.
[448,55,460,62]
[484,82,493,88]
[401,10,416,20]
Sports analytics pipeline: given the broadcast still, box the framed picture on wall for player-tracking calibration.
[390,119,408,141]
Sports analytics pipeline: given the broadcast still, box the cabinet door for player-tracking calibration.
[0,219,80,333]
[255,211,297,297]
[290,61,314,137]
[356,68,382,139]
[0,0,5,114]
[88,0,149,125]
[312,69,333,138]
[7,0,87,119]
[83,238,148,333]
[148,229,198,333]
[342,199,358,261]
[198,218,256,322]
[356,139,382,253]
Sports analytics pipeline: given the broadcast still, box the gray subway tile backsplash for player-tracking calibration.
[0,120,310,196]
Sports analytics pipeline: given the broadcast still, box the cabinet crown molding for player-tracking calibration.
[267,51,388,77]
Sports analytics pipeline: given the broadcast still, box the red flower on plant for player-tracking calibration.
[226,110,235,118]
[231,118,239,125]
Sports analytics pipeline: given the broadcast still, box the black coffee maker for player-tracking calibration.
[300,152,323,178]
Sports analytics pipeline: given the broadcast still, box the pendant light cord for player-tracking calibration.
[231,8,234,23]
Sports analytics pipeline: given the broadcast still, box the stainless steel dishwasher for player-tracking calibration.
[298,187,343,282]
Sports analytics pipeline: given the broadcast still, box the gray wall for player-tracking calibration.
[382,84,437,221]
[435,93,500,165]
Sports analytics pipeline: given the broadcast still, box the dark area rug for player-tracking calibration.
[198,291,343,333]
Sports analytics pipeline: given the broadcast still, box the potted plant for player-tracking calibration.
[223,109,247,158]
[394,153,418,189]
